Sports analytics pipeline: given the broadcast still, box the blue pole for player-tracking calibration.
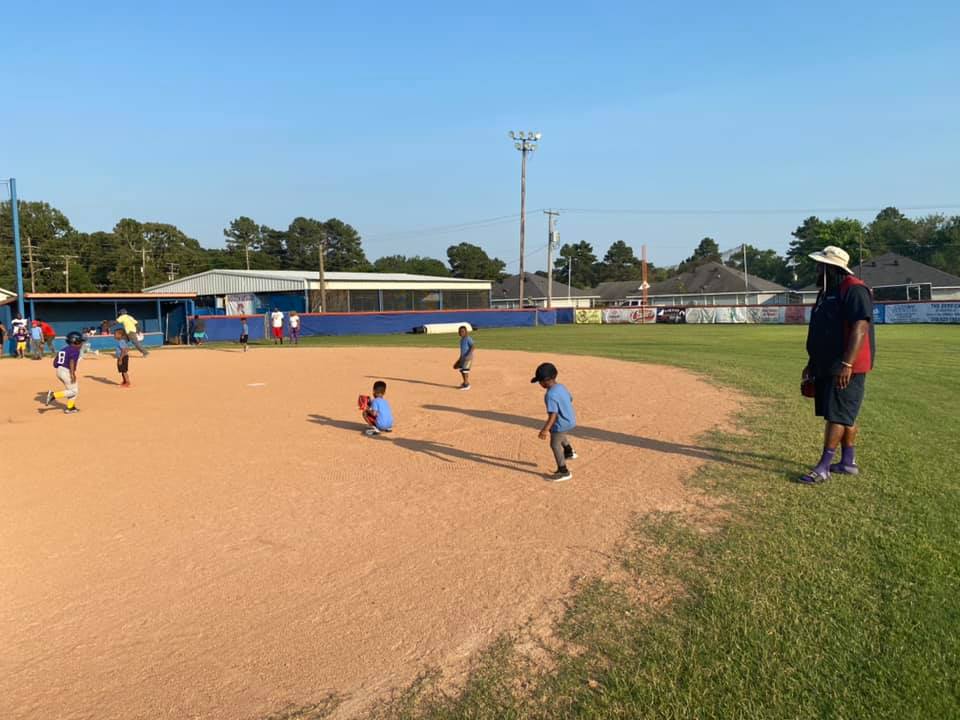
[9,179,25,318]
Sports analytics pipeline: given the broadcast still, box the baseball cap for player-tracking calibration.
[530,362,558,383]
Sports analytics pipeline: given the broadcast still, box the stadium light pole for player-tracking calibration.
[508,131,540,308]
[3,179,26,317]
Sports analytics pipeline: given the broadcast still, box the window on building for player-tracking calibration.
[414,290,441,311]
[349,290,380,312]
[382,290,412,311]
[317,290,349,312]
[442,290,489,309]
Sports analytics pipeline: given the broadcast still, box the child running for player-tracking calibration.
[531,362,578,482]
[239,317,249,352]
[453,325,474,390]
[115,328,131,387]
[45,331,84,414]
[360,380,394,436]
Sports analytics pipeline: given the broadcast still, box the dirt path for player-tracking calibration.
[0,346,740,719]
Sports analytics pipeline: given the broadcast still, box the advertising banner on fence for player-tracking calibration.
[225,293,257,316]
[575,309,603,324]
[602,307,657,324]
[784,306,811,324]
[884,302,960,324]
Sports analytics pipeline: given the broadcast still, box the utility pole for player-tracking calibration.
[61,254,78,293]
[567,254,574,304]
[245,242,251,271]
[141,246,147,290]
[742,243,749,293]
[641,244,649,320]
[25,235,38,293]
[508,131,541,308]
[544,210,559,308]
[166,262,179,281]
[6,178,26,317]
[317,233,327,312]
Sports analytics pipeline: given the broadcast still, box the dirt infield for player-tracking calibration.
[1,345,740,720]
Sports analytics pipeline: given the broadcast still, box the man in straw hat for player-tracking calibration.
[798,246,876,484]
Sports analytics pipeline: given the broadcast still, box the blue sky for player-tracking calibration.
[3,1,958,269]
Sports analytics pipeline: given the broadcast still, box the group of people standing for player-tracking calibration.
[269,308,301,345]
[0,314,56,359]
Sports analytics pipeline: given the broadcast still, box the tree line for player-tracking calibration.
[552,207,960,289]
[1,201,957,293]
[0,202,511,292]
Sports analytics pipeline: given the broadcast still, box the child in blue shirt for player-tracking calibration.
[114,329,131,387]
[453,325,475,390]
[361,380,394,436]
[531,362,577,482]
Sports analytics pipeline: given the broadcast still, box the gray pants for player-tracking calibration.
[126,331,149,355]
[550,431,573,468]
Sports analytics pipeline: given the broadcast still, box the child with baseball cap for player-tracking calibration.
[531,362,577,482]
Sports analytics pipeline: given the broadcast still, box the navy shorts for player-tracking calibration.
[814,373,866,427]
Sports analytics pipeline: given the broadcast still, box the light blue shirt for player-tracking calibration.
[370,396,393,431]
[545,383,576,433]
[459,335,474,359]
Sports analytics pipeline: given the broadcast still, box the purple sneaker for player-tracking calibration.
[796,469,830,485]
[829,463,860,476]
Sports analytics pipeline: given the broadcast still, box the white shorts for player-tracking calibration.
[56,366,79,399]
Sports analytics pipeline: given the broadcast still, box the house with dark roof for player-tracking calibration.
[797,252,960,302]
[491,273,599,308]
[597,262,789,307]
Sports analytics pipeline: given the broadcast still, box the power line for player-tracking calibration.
[556,204,960,217]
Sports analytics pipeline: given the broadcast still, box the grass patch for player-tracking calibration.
[249,325,959,719]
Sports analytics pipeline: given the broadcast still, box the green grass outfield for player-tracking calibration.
[260,325,959,719]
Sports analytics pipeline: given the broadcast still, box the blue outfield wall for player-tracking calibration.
[198,309,559,340]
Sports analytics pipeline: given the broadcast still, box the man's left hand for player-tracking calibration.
[837,365,853,389]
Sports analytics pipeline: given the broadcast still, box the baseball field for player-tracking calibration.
[3,324,958,719]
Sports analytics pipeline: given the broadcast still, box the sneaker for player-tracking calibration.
[551,467,572,482]
[458,384,471,391]
[796,469,829,485]
[364,428,380,436]
[44,391,54,407]
[564,450,578,460]
[829,462,859,476]
[64,407,79,415]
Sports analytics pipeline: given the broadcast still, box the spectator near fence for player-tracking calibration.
[39,320,57,355]
[270,308,284,345]
[289,311,300,344]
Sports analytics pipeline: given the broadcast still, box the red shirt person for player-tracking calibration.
[39,320,57,354]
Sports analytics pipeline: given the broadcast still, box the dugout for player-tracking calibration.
[22,293,196,350]
[143,269,493,314]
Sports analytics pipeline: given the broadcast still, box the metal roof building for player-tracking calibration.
[598,262,789,307]
[144,269,492,313]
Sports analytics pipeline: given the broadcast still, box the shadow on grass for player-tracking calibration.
[307,414,547,478]
[421,404,794,474]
